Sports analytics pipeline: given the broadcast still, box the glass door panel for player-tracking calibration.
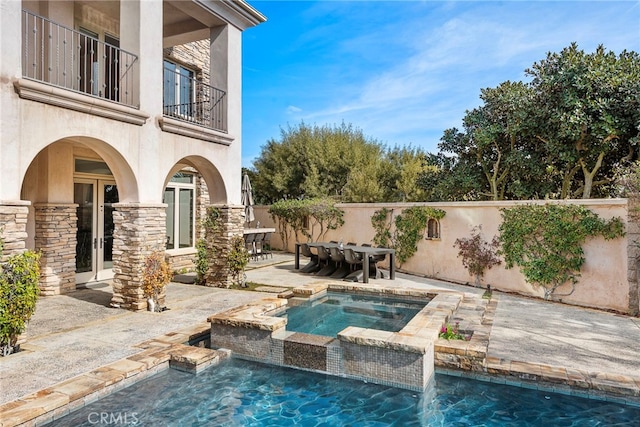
[164,188,175,250]
[97,181,117,280]
[178,188,194,248]
[74,179,118,283]
[75,183,95,276]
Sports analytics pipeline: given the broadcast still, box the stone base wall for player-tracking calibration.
[111,204,167,311]
[166,251,196,273]
[204,205,243,288]
[34,204,77,295]
[0,202,29,259]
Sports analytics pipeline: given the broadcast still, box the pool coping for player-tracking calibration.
[2,285,640,426]
[0,323,228,427]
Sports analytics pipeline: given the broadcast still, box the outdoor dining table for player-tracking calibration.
[294,242,395,284]
[242,227,276,235]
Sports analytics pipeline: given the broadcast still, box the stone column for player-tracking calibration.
[111,203,166,311]
[196,173,210,240]
[0,202,29,259]
[205,205,243,288]
[627,197,640,316]
[33,204,77,295]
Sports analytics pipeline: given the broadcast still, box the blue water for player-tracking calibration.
[279,292,427,337]
[53,358,640,426]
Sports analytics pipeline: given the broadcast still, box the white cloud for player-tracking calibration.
[286,105,303,114]
[292,1,639,151]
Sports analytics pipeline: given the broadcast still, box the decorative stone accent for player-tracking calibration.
[164,41,211,86]
[0,202,29,259]
[165,250,197,273]
[627,197,640,315]
[203,205,243,288]
[111,204,167,311]
[195,173,210,240]
[33,204,78,295]
[283,333,334,371]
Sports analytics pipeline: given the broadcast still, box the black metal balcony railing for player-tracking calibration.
[22,10,138,108]
[163,67,227,133]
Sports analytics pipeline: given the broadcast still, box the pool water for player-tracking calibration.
[278,292,427,337]
[53,358,640,426]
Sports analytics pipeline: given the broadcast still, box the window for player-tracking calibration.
[426,218,440,240]
[164,172,195,249]
[163,60,195,117]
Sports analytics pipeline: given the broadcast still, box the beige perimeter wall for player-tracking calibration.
[253,199,633,313]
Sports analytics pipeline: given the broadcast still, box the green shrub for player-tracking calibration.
[0,250,41,356]
[227,235,250,287]
[194,238,209,286]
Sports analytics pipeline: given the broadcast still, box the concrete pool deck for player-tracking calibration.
[1,253,639,425]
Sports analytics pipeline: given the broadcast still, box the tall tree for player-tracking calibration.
[250,122,384,203]
[438,81,540,201]
[527,43,640,198]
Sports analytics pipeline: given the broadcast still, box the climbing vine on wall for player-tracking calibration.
[195,207,222,286]
[269,198,344,247]
[498,204,624,300]
[371,206,446,265]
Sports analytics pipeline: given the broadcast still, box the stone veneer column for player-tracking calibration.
[0,202,29,259]
[196,174,210,240]
[627,196,640,315]
[111,203,166,311]
[205,205,243,288]
[34,204,77,295]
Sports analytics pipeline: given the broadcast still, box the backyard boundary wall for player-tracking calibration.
[253,199,635,314]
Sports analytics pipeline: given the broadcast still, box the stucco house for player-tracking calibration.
[0,0,265,310]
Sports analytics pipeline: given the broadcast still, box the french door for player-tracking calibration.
[74,179,118,284]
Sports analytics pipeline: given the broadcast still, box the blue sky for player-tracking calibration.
[241,1,640,168]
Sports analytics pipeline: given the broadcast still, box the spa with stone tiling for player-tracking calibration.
[207,282,493,391]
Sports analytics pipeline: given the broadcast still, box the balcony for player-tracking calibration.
[21,10,138,108]
[163,66,227,133]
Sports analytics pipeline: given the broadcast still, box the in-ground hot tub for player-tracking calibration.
[208,283,465,391]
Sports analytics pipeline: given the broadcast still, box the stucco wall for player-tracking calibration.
[253,199,630,313]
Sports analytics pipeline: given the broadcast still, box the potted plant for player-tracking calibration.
[142,251,172,312]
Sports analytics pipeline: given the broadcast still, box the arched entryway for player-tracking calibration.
[20,137,137,295]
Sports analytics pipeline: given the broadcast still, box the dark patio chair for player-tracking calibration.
[244,233,256,261]
[300,243,320,273]
[253,233,265,260]
[261,233,273,259]
[329,246,350,279]
[343,247,363,282]
[315,245,337,276]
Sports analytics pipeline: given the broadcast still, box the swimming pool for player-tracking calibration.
[51,358,640,426]
[279,291,427,337]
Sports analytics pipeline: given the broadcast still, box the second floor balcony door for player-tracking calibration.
[79,28,120,101]
[164,60,195,118]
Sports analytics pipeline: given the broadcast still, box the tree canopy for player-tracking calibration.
[248,44,640,203]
